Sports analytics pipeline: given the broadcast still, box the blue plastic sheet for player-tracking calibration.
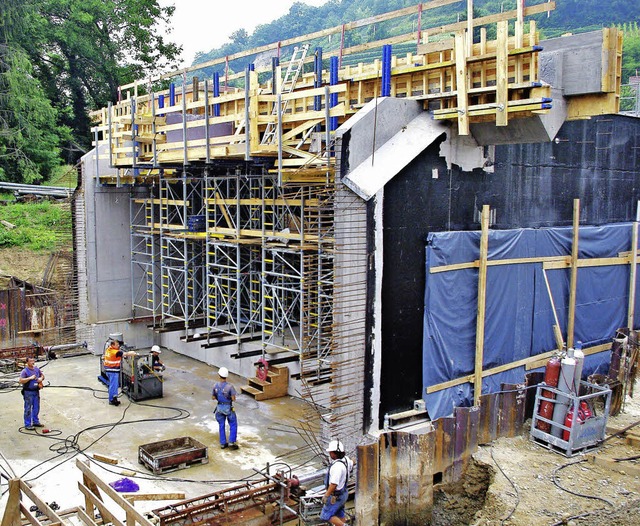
[423,223,638,420]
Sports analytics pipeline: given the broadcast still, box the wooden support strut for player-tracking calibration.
[474,205,490,405]
[628,201,639,331]
[567,198,580,349]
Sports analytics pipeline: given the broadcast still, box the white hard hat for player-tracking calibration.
[218,367,229,378]
[151,345,161,354]
[326,439,344,453]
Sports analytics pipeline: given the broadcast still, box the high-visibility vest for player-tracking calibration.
[104,346,121,369]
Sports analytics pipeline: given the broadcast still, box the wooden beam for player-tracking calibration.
[76,507,99,526]
[585,454,640,477]
[474,205,490,405]
[567,199,580,349]
[628,206,639,330]
[542,268,565,350]
[426,341,612,394]
[0,479,21,526]
[75,460,155,526]
[78,483,124,526]
[495,21,509,127]
[18,479,64,526]
[467,0,474,55]
[454,31,469,135]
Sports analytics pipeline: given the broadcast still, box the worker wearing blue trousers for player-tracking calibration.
[212,367,238,449]
[103,334,136,406]
[19,357,45,430]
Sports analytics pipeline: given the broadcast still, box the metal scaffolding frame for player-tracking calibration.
[156,175,207,329]
[130,195,161,318]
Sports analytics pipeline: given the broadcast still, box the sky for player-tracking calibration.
[160,0,329,67]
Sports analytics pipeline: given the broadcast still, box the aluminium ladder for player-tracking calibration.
[261,44,310,145]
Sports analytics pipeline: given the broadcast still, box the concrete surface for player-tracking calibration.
[0,350,320,518]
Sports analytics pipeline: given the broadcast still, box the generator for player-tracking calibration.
[121,352,163,401]
[97,333,163,401]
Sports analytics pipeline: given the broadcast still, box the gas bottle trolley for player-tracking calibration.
[530,380,611,457]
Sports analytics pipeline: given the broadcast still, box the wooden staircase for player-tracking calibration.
[241,364,289,400]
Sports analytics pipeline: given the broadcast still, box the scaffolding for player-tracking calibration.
[89,1,624,442]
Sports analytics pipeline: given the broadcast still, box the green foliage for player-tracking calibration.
[193,0,640,75]
[621,22,640,83]
[0,46,67,183]
[0,0,182,180]
[0,201,71,251]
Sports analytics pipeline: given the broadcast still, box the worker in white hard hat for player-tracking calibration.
[320,439,354,525]
[150,345,165,372]
[212,367,238,450]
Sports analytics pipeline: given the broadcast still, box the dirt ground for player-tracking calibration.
[0,247,51,284]
[452,381,640,526]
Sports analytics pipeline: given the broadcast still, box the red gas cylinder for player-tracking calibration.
[563,405,587,441]
[536,356,562,432]
[580,400,593,419]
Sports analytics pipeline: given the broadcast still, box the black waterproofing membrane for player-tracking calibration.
[423,222,639,420]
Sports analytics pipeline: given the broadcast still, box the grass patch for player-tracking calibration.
[0,201,72,251]
[48,164,79,188]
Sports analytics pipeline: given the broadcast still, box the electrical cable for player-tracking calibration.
[552,459,613,505]
[547,458,614,525]
[9,384,266,489]
[490,447,520,525]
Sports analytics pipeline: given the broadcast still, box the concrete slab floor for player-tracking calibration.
[0,350,322,518]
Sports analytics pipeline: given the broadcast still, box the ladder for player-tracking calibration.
[261,44,310,145]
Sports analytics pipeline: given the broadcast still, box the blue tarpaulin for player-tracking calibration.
[423,223,638,420]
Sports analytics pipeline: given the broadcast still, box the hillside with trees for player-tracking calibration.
[1,0,639,185]
[194,0,640,83]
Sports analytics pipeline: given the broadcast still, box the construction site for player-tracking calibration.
[1,1,640,525]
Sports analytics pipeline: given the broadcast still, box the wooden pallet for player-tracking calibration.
[241,364,289,401]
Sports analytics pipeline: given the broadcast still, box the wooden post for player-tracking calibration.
[454,31,469,136]
[474,205,490,405]
[515,0,524,83]
[567,198,580,349]
[0,479,21,526]
[467,0,474,55]
[628,202,639,330]
[248,69,260,158]
[496,21,509,127]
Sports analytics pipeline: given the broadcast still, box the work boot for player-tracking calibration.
[25,426,35,431]
[229,443,239,450]
[109,399,121,406]
[220,443,228,449]
[33,423,44,428]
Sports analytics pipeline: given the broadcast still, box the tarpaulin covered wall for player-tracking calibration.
[423,222,639,420]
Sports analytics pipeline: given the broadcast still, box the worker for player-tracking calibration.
[150,345,165,372]
[19,357,45,431]
[103,334,136,406]
[320,439,354,526]
[212,367,238,450]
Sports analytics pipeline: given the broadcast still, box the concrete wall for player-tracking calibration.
[79,148,154,353]
[379,114,640,421]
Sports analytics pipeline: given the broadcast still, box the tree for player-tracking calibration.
[19,1,182,156]
[0,0,66,182]
[0,46,67,183]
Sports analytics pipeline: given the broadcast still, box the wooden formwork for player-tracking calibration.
[356,384,527,524]
[91,2,573,180]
